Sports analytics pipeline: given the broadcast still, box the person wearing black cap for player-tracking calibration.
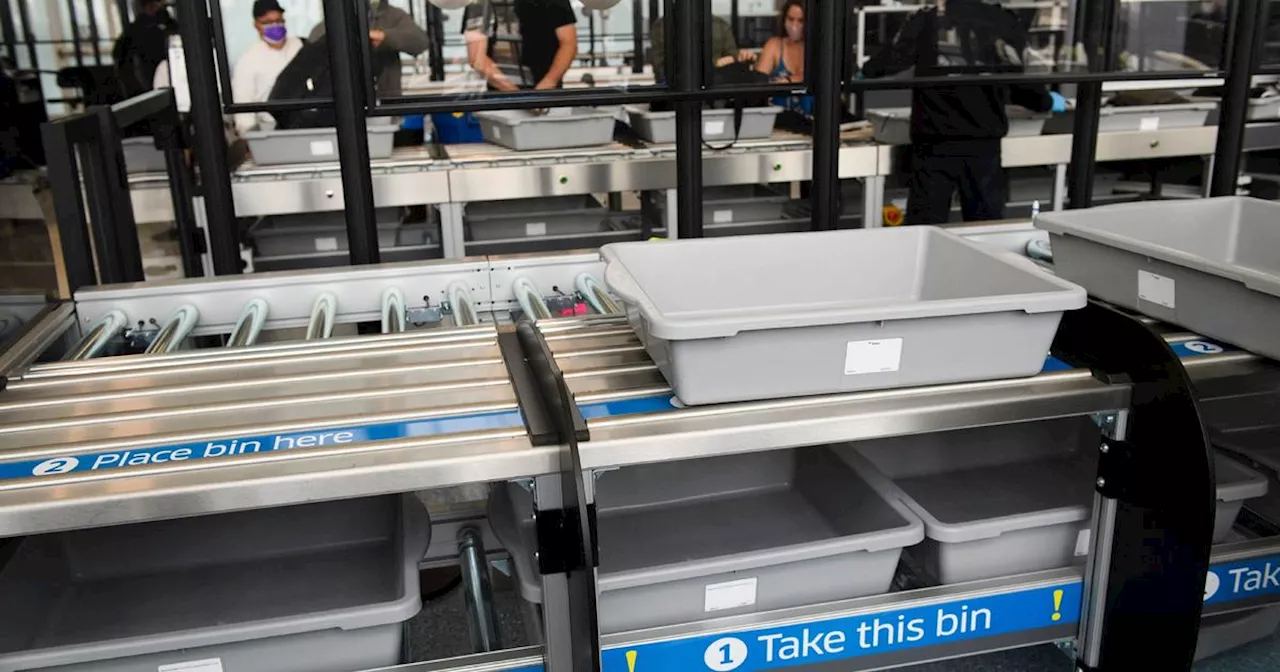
[231,0,302,135]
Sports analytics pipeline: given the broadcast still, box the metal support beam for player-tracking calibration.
[15,0,36,68]
[0,0,18,62]
[81,106,144,283]
[458,526,502,653]
[320,0,380,265]
[178,0,242,275]
[39,121,96,293]
[810,0,846,230]
[631,0,644,74]
[1211,0,1267,196]
[1066,0,1118,210]
[673,0,702,239]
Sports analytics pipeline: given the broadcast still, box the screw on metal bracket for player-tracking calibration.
[1100,443,1110,454]
[1096,477,1107,488]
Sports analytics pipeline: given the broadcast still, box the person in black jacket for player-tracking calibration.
[112,0,178,99]
[862,0,1066,224]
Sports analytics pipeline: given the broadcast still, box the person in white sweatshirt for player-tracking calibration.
[230,0,302,135]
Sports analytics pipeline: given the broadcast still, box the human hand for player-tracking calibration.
[737,48,757,62]
[1050,91,1068,113]
[369,28,386,48]
[715,55,735,67]
[493,76,519,92]
[534,78,557,90]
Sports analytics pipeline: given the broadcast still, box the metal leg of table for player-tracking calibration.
[1077,410,1127,668]
[533,473,597,672]
[664,189,679,240]
[862,175,885,228]
[1053,164,1068,211]
[440,203,466,259]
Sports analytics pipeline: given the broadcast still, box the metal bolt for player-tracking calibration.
[1096,477,1107,488]
[1100,443,1110,454]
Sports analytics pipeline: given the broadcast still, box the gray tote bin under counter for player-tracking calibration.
[0,495,429,672]
[474,108,616,151]
[252,207,404,257]
[243,124,398,165]
[1036,197,1280,362]
[121,137,168,173]
[490,446,923,634]
[625,105,783,144]
[464,195,609,241]
[838,418,1266,585]
[868,107,1048,145]
[601,227,1086,405]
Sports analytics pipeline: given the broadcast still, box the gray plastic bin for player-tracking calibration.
[1196,607,1280,661]
[1044,102,1214,134]
[252,208,403,257]
[839,419,1266,585]
[474,108,615,150]
[625,105,783,144]
[491,446,923,633]
[243,124,397,165]
[601,227,1086,405]
[121,137,167,174]
[869,107,1048,145]
[0,495,429,672]
[465,195,608,241]
[1036,197,1280,362]
[1196,96,1280,125]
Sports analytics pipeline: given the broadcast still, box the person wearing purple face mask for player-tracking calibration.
[231,0,303,135]
[754,0,813,116]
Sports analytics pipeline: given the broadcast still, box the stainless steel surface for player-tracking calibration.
[144,305,197,354]
[459,526,503,653]
[64,311,125,361]
[0,303,76,377]
[361,648,545,672]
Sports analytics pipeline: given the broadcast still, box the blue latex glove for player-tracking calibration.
[1049,91,1068,113]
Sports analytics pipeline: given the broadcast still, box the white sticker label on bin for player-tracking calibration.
[1139,116,1160,132]
[525,221,547,237]
[309,140,335,156]
[1138,270,1176,309]
[704,120,727,136]
[314,236,340,252]
[493,126,503,139]
[1074,529,1091,557]
[159,659,223,672]
[705,577,758,612]
[844,338,903,375]
[713,209,734,224]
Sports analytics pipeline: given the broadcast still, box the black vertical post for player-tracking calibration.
[730,0,739,42]
[673,0,703,238]
[1066,0,1118,209]
[588,11,597,67]
[428,5,445,81]
[39,121,97,292]
[86,0,102,63]
[321,0,380,265]
[647,0,659,30]
[179,0,242,275]
[16,0,36,68]
[81,106,144,283]
[810,0,844,230]
[153,93,204,278]
[115,0,129,27]
[1,0,18,62]
[631,0,643,73]
[1211,0,1266,196]
[67,0,85,67]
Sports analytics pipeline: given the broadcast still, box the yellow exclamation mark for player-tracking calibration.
[626,650,638,672]
[1051,589,1064,622]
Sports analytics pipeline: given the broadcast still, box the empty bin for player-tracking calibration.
[0,495,428,672]
[1036,197,1280,362]
[625,106,782,144]
[251,208,404,257]
[243,124,398,165]
[121,137,167,174]
[474,108,615,151]
[839,418,1266,585]
[465,196,609,241]
[601,227,1086,405]
[1043,102,1214,134]
[491,446,923,633]
[868,107,1048,145]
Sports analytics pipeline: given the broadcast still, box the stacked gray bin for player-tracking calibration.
[474,108,615,150]
[651,185,792,234]
[464,196,610,241]
[121,137,168,174]
[869,107,1048,144]
[625,106,783,144]
[1036,197,1280,362]
[491,447,923,633]
[1196,95,1280,125]
[0,495,429,672]
[251,208,405,257]
[1043,102,1214,134]
[243,124,398,165]
[838,418,1266,585]
[600,227,1086,405]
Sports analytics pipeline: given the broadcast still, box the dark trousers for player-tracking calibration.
[905,139,1006,225]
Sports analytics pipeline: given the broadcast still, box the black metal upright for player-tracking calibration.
[66,0,84,67]
[1,0,18,62]
[631,0,644,74]
[320,0,380,265]
[673,0,703,238]
[85,0,102,63]
[179,0,242,275]
[1066,0,1119,209]
[1211,0,1267,196]
[810,0,845,230]
[39,120,97,293]
[427,5,445,81]
[15,0,36,68]
[81,106,144,283]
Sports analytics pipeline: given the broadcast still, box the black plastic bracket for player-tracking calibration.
[1095,439,1136,502]
[536,503,599,575]
[498,330,560,447]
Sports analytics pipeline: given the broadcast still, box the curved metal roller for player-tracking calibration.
[65,310,127,361]
[513,277,551,322]
[382,288,406,334]
[145,305,200,355]
[448,282,479,327]
[575,273,620,315]
[227,299,269,347]
[306,293,337,340]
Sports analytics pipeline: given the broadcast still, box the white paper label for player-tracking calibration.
[712,209,734,224]
[844,338,903,375]
[525,221,547,237]
[704,120,727,136]
[1074,529,1091,557]
[493,126,502,139]
[1138,270,1175,309]
[704,577,757,612]
[314,236,340,252]
[309,140,335,156]
[159,659,224,672]
[1139,116,1160,132]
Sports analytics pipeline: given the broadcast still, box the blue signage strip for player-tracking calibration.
[1206,553,1280,607]
[599,581,1082,672]
[0,409,526,482]
[579,395,679,419]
